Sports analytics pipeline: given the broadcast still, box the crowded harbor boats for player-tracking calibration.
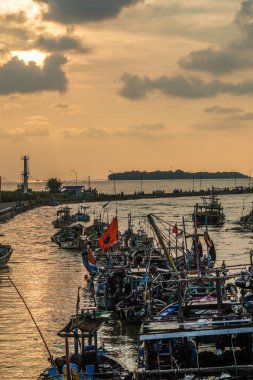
[3,193,253,380]
[44,204,253,379]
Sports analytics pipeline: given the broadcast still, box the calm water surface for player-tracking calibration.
[1,191,253,379]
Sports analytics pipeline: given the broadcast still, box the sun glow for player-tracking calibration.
[0,1,40,16]
[12,50,46,65]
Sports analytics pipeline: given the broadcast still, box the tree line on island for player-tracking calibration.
[108,170,248,181]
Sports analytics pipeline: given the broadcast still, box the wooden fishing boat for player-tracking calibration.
[75,205,90,222]
[52,207,76,228]
[136,315,253,379]
[135,271,253,379]
[192,191,225,226]
[43,309,130,380]
[240,202,253,230]
[0,244,13,268]
[52,223,85,249]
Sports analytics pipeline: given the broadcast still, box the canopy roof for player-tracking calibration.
[58,312,111,336]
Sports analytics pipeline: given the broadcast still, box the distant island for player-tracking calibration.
[108,170,248,180]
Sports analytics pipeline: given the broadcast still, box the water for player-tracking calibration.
[0,181,253,379]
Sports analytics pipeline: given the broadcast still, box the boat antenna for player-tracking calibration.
[76,286,81,317]
[8,276,54,364]
[241,200,245,218]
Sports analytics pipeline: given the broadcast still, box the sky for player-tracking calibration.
[0,0,253,181]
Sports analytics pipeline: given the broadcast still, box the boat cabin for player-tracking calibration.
[137,316,253,379]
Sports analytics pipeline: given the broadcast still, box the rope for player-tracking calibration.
[8,276,54,363]
[231,336,238,379]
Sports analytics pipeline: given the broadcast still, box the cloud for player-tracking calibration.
[0,53,68,95]
[24,116,50,126]
[0,12,34,48]
[118,73,148,99]
[118,123,169,140]
[225,111,253,121]
[204,105,243,114]
[179,47,253,74]
[60,127,110,138]
[51,102,69,109]
[38,0,141,23]
[0,126,50,139]
[3,11,27,24]
[59,123,168,140]
[195,106,253,132]
[175,1,253,74]
[34,33,90,53]
[234,0,253,30]
[2,102,22,110]
[118,72,253,99]
[233,0,253,49]
[194,119,247,131]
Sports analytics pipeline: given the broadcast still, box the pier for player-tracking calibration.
[0,201,34,223]
[1,185,253,209]
[82,186,253,203]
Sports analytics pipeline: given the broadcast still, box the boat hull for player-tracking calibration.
[192,213,225,225]
[0,245,13,268]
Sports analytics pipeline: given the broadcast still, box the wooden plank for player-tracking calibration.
[140,326,253,341]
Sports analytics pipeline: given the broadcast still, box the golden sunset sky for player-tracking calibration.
[0,0,252,180]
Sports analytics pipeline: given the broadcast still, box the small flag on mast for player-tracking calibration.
[172,223,183,239]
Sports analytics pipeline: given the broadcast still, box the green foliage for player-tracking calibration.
[16,183,24,192]
[45,178,62,193]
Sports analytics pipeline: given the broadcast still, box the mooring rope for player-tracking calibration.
[8,276,54,364]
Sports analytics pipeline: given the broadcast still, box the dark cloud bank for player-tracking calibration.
[0,54,68,95]
[178,0,253,75]
[119,73,253,99]
[37,0,140,23]
[34,34,89,53]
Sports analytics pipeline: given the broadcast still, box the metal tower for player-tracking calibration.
[21,155,30,194]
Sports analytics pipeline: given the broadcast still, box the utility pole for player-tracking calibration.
[71,169,77,186]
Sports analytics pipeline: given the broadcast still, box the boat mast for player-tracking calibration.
[147,214,179,276]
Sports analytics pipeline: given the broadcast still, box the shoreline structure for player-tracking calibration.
[0,185,253,223]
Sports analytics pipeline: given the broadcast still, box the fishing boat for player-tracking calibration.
[135,271,253,379]
[192,190,225,226]
[43,309,130,380]
[52,207,76,228]
[240,202,253,230]
[52,223,85,249]
[75,205,90,222]
[136,315,253,379]
[0,244,13,268]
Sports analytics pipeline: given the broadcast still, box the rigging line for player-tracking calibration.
[8,276,54,363]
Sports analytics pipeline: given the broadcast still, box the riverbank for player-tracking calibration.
[0,201,35,223]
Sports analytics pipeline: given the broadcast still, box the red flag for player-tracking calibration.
[172,223,183,239]
[172,223,178,235]
[98,216,118,252]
